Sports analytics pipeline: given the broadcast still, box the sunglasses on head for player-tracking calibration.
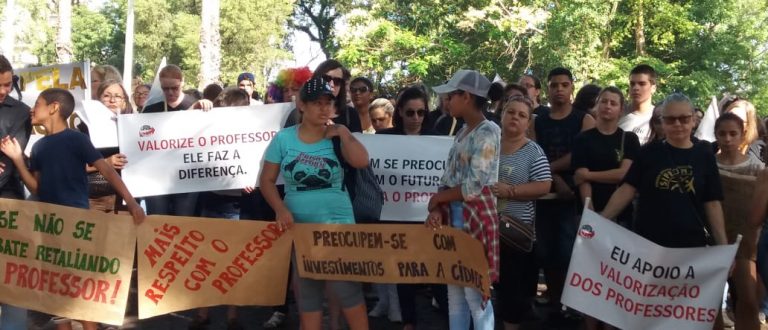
[322,75,344,86]
[350,86,369,94]
[404,109,427,118]
[661,115,693,125]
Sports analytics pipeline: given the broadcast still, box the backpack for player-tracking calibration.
[331,136,384,223]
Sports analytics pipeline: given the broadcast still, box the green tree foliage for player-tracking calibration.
[335,0,768,115]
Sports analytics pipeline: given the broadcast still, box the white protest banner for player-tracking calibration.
[118,103,293,197]
[562,208,738,330]
[357,134,453,222]
[16,62,90,154]
[79,99,119,149]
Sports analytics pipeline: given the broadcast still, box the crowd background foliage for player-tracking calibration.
[2,0,767,115]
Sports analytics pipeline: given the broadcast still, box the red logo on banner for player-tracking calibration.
[139,125,155,137]
[579,224,595,239]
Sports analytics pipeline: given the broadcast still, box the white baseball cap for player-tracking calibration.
[432,70,491,98]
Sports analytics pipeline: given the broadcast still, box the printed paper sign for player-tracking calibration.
[118,103,293,197]
[292,224,491,297]
[358,134,453,222]
[0,198,135,325]
[562,208,738,330]
[136,215,292,319]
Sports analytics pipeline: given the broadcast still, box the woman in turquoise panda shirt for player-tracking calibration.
[259,76,370,330]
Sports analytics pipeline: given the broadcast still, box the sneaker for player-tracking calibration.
[368,302,388,318]
[759,311,766,324]
[263,311,286,329]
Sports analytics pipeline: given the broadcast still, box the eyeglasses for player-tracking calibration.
[404,109,427,118]
[133,92,149,97]
[322,75,344,86]
[350,86,369,94]
[101,94,124,101]
[161,86,181,92]
[661,115,693,125]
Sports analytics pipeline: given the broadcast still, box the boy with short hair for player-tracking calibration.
[0,88,144,330]
[619,64,657,144]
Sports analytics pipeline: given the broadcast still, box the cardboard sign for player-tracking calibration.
[118,103,293,197]
[16,62,90,154]
[562,208,738,330]
[292,224,491,297]
[358,134,453,222]
[136,216,292,319]
[0,198,135,325]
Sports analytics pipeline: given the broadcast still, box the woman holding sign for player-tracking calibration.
[490,95,552,330]
[259,77,370,330]
[602,93,729,327]
[377,86,445,329]
[426,70,500,330]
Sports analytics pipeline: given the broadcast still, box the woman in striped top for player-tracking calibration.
[490,95,552,330]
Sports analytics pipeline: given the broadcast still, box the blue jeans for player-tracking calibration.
[447,285,494,330]
[0,304,27,329]
[145,192,199,216]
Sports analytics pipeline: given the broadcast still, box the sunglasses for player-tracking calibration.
[404,109,427,118]
[322,75,344,86]
[350,86,369,94]
[661,115,693,125]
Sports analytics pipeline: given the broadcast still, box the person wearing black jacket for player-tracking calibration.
[0,54,32,330]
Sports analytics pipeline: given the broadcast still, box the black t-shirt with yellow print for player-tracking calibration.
[623,139,723,248]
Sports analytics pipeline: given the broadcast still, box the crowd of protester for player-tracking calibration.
[1,53,768,330]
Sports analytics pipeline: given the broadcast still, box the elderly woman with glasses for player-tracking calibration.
[78,80,134,212]
[602,93,727,247]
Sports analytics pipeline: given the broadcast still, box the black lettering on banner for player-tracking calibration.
[436,262,445,278]
[388,175,397,186]
[301,256,385,277]
[383,159,399,169]
[398,261,429,277]
[375,175,385,186]
[232,150,241,160]
[370,158,380,168]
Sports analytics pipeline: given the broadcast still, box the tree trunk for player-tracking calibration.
[1,0,15,60]
[198,0,221,90]
[634,0,646,56]
[55,0,73,64]
[602,0,619,59]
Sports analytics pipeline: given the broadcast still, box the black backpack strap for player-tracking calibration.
[332,136,351,192]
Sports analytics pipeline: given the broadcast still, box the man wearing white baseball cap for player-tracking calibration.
[427,69,500,330]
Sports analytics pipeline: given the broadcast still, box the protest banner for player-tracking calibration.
[118,103,293,197]
[719,170,759,257]
[16,62,91,154]
[0,198,135,325]
[137,215,292,319]
[357,134,453,222]
[292,224,491,297]
[562,208,738,330]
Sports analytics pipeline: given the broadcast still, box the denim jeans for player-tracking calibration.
[0,304,27,329]
[145,192,199,216]
[447,285,494,330]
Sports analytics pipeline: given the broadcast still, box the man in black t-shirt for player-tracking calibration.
[533,67,595,318]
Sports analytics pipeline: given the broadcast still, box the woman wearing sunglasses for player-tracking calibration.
[377,86,437,136]
[376,86,444,329]
[602,93,728,244]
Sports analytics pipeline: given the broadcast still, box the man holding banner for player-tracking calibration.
[0,54,32,330]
